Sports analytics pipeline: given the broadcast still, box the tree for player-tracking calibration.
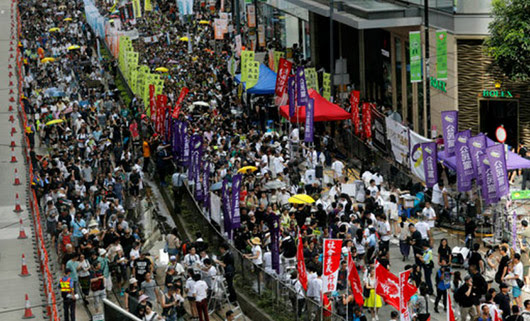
[485,0,530,80]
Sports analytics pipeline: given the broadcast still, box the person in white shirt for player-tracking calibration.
[307,270,322,304]
[290,271,306,318]
[367,180,379,198]
[372,171,384,187]
[431,182,448,219]
[415,217,431,244]
[182,247,200,270]
[362,170,373,187]
[506,253,524,308]
[421,202,437,228]
[244,237,263,266]
[377,215,391,252]
[331,158,345,180]
[201,258,217,289]
[185,270,198,319]
[193,274,210,321]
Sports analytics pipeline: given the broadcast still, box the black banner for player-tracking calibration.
[371,107,387,153]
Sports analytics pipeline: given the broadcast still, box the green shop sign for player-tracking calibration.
[430,77,447,93]
[482,89,513,98]
[511,190,530,200]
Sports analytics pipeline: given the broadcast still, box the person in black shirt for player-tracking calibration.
[468,243,484,273]
[464,216,477,249]
[214,244,236,302]
[494,283,511,319]
[495,246,510,285]
[133,252,152,284]
[437,238,452,265]
[409,224,423,265]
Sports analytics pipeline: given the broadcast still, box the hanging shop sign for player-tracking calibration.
[481,89,513,98]
[430,77,447,93]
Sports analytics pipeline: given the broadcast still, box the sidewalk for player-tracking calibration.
[0,1,45,320]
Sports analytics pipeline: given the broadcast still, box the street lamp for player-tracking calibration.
[424,0,431,136]
[329,0,334,99]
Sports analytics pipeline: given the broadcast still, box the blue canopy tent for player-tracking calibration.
[235,64,277,95]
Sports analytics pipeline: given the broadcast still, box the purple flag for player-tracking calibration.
[513,211,518,250]
[455,130,473,192]
[486,143,509,198]
[192,136,203,202]
[270,213,280,274]
[203,162,211,215]
[231,174,242,230]
[480,154,498,205]
[304,98,314,143]
[171,120,179,157]
[421,142,438,188]
[467,134,486,185]
[182,132,190,167]
[441,110,458,157]
[221,179,232,238]
[288,76,295,118]
[296,67,309,107]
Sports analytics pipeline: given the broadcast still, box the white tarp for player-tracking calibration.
[385,117,409,165]
[210,192,221,225]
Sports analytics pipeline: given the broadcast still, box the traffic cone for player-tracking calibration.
[10,138,16,147]
[9,46,13,51]
[14,193,22,212]
[21,294,34,319]
[14,168,20,185]
[10,147,17,163]
[19,254,30,276]
[9,71,13,77]
[8,105,13,111]
[9,53,13,59]
[9,80,13,86]
[8,64,12,69]
[9,88,14,94]
[11,126,16,134]
[9,114,14,122]
[9,96,15,102]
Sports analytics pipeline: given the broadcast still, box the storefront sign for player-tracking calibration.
[482,89,513,98]
[409,31,422,83]
[247,5,256,28]
[436,30,447,80]
[430,77,447,93]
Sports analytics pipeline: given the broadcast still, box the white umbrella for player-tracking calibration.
[192,101,210,107]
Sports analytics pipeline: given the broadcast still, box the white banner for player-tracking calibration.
[409,130,431,182]
[322,239,342,293]
[210,192,221,225]
[385,117,409,165]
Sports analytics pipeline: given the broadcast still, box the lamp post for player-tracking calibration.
[329,0,334,99]
[424,0,431,136]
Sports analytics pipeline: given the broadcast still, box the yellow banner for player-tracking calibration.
[246,61,260,89]
[240,50,254,82]
[323,72,331,101]
[144,0,153,12]
[132,0,142,18]
[305,67,317,91]
[273,51,284,73]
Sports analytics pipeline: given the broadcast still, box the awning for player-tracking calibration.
[235,64,277,95]
[279,89,352,123]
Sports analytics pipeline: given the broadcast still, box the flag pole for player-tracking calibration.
[346,259,349,321]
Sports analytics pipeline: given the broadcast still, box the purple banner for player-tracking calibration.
[270,213,280,274]
[182,132,190,167]
[421,142,438,188]
[231,174,242,230]
[222,179,232,238]
[480,154,498,205]
[192,136,203,202]
[171,120,179,157]
[486,143,509,198]
[296,67,309,107]
[288,76,295,118]
[441,110,458,157]
[467,134,486,185]
[203,162,211,215]
[513,211,518,250]
[304,98,314,143]
[455,130,473,192]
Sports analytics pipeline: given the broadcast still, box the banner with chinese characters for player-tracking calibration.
[441,110,458,157]
[350,90,360,135]
[305,67,318,91]
[486,143,509,198]
[274,58,292,106]
[246,61,260,89]
[409,31,422,83]
[296,67,309,106]
[421,142,438,187]
[467,134,486,185]
[247,4,256,27]
[436,30,447,80]
[257,25,265,47]
[455,130,473,192]
[322,239,342,293]
[240,50,254,82]
[322,72,331,101]
[304,98,314,143]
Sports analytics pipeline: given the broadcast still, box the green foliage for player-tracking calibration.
[485,0,530,80]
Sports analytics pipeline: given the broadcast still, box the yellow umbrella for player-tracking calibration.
[288,194,316,204]
[49,27,60,32]
[199,20,210,25]
[63,17,73,22]
[237,166,258,174]
[68,45,80,50]
[45,119,64,126]
[155,67,169,73]
[179,36,189,42]
[41,57,55,63]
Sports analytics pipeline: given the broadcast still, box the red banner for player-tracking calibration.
[347,253,364,306]
[375,260,399,310]
[362,102,372,139]
[399,269,416,321]
[296,232,307,291]
[447,292,456,321]
[156,95,167,135]
[274,58,292,106]
[350,90,360,135]
[322,239,342,293]
[149,84,156,121]
[172,87,189,119]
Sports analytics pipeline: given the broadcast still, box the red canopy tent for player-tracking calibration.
[279,89,351,123]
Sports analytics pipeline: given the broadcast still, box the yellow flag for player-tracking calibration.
[144,0,152,12]
[246,61,260,89]
[240,50,254,82]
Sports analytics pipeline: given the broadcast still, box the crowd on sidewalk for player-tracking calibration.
[17,0,530,321]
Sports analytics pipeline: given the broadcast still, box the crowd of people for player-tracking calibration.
[17,0,530,321]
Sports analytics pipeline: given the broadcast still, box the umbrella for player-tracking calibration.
[68,45,80,50]
[288,194,316,204]
[210,181,231,191]
[192,101,210,107]
[264,180,286,190]
[238,166,258,174]
[44,87,65,97]
[41,57,55,63]
[179,36,189,42]
[155,67,169,73]
[49,27,60,32]
[199,20,210,25]
[63,17,73,21]
[45,119,64,126]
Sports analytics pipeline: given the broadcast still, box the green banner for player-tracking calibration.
[246,61,260,89]
[409,31,422,83]
[323,72,331,101]
[511,190,530,200]
[436,30,448,80]
[240,50,255,82]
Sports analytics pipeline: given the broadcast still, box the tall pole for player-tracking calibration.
[235,0,241,35]
[254,0,259,51]
[424,0,431,136]
[329,0,334,99]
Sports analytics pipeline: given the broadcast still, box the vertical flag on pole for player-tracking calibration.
[421,142,438,188]
[455,130,473,192]
[441,110,458,157]
[347,253,363,306]
[436,30,448,80]
[409,31,422,83]
[322,72,331,101]
[350,90,360,135]
[296,67,309,107]
[447,292,456,321]
[486,143,510,198]
[296,232,307,291]
[288,76,296,118]
[304,98,314,143]
[322,239,342,293]
[274,58,292,106]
